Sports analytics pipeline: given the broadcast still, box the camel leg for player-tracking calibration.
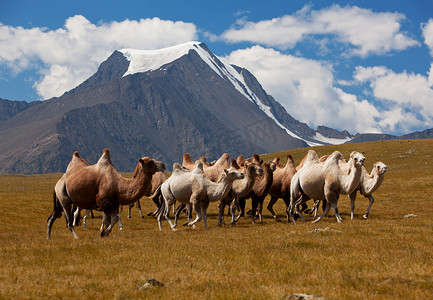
[312,201,332,224]
[282,196,291,223]
[349,192,357,219]
[363,195,375,219]
[128,203,133,218]
[134,200,145,219]
[188,199,202,228]
[46,195,64,239]
[331,202,342,223]
[267,195,280,221]
[72,207,81,227]
[164,203,177,231]
[101,212,119,237]
[294,197,306,222]
[118,214,123,230]
[217,202,226,227]
[83,209,91,230]
[201,201,210,230]
[148,192,162,216]
[173,203,186,227]
[233,197,246,224]
[62,202,79,239]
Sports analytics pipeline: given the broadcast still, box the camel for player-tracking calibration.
[267,154,297,222]
[65,148,165,237]
[217,159,263,226]
[235,157,276,224]
[289,150,365,224]
[157,161,244,230]
[46,151,88,239]
[348,162,387,219]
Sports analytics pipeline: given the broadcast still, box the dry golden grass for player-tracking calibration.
[1,139,432,299]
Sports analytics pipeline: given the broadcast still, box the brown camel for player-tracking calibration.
[46,151,88,239]
[267,154,297,222]
[65,148,165,237]
[235,155,276,224]
[217,159,263,226]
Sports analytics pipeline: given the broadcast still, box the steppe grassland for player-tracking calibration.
[0,139,432,299]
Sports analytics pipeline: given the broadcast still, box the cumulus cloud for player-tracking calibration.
[354,65,433,131]
[225,45,383,134]
[221,4,419,57]
[422,18,433,56]
[0,15,198,99]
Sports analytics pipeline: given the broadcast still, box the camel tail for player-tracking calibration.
[152,185,165,217]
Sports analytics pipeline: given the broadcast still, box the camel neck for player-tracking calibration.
[207,175,232,202]
[117,165,152,205]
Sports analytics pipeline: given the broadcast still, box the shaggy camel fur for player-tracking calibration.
[65,148,165,237]
[349,162,387,219]
[217,159,263,226]
[268,154,297,222]
[289,150,365,224]
[157,161,244,230]
[46,151,88,239]
[236,157,276,224]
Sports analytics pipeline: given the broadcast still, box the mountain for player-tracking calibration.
[1,42,430,174]
[346,127,433,144]
[0,98,41,122]
[0,42,313,174]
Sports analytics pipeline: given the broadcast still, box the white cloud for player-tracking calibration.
[422,18,433,56]
[225,45,383,134]
[0,15,198,99]
[354,66,433,131]
[221,5,419,57]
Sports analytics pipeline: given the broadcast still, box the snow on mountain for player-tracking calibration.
[120,42,349,146]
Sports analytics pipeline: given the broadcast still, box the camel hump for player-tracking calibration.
[252,154,263,166]
[97,148,112,166]
[324,151,343,167]
[319,155,330,162]
[285,154,295,167]
[305,150,320,164]
[193,160,204,172]
[237,155,245,167]
[73,151,80,158]
[230,158,240,170]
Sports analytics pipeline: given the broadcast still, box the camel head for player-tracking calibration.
[349,151,365,168]
[223,168,245,181]
[244,161,263,177]
[373,162,387,175]
[138,157,165,173]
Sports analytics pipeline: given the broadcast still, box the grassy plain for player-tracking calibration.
[0,139,432,299]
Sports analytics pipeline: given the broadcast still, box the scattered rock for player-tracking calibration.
[139,278,165,290]
[288,293,325,299]
[310,227,341,233]
[404,214,419,218]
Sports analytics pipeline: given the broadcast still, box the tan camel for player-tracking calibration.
[157,160,244,230]
[217,159,263,226]
[235,156,276,224]
[349,162,387,219]
[289,150,365,224]
[46,151,88,239]
[268,154,297,222]
[65,148,165,237]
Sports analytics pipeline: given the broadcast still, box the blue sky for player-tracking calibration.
[1,0,433,135]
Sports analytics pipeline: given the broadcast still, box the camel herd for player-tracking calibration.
[46,148,387,239]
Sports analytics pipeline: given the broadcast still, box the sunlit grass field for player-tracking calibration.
[1,139,432,299]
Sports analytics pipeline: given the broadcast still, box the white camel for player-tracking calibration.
[348,161,387,219]
[289,150,365,224]
[157,161,244,230]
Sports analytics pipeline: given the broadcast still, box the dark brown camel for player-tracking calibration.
[267,154,297,222]
[235,155,276,224]
[65,148,165,237]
